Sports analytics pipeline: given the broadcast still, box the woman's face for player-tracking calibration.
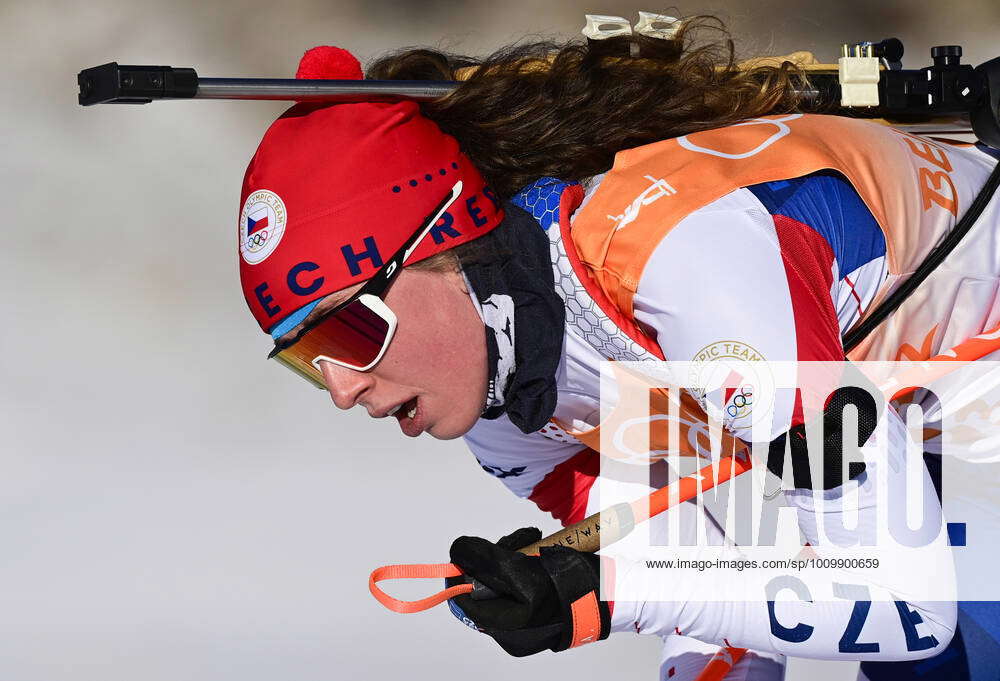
[296,267,489,440]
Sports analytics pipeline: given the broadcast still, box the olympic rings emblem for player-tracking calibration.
[245,230,269,250]
[726,385,754,419]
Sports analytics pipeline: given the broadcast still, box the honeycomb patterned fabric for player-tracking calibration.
[511,178,659,364]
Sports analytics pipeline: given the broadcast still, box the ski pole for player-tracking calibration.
[368,452,752,609]
[368,453,752,681]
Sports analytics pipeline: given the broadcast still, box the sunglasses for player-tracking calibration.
[268,180,464,389]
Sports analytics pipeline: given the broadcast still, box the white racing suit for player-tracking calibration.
[462,128,1000,679]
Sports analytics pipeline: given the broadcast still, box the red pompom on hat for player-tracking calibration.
[295,45,363,80]
[237,46,503,335]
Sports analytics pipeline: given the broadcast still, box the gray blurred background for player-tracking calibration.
[2,1,996,679]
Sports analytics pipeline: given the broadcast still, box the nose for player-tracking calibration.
[319,360,375,410]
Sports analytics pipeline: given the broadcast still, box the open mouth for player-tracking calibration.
[390,396,423,436]
[386,397,418,420]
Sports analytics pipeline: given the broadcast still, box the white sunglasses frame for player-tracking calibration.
[309,294,399,374]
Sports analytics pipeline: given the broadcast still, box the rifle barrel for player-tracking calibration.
[194,78,457,101]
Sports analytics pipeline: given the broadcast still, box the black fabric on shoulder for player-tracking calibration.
[461,201,565,434]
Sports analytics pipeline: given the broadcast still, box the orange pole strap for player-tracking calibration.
[369,563,472,614]
[369,453,753,614]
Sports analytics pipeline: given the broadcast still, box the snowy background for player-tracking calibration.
[3,0,997,679]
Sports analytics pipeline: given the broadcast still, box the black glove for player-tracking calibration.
[446,527,611,657]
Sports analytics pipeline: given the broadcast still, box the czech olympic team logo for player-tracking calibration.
[688,340,775,432]
[240,189,287,265]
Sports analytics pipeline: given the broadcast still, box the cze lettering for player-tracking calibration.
[759,581,942,655]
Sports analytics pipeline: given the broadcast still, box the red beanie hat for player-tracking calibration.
[238,46,504,334]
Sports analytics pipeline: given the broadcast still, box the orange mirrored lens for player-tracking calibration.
[272,352,328,389]
[276,298,391,375]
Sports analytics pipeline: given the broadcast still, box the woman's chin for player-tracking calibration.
[426,409,481,440]
[426,423,464,441]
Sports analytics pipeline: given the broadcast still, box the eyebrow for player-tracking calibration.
[277,290,353,343]
[303,295,342,324]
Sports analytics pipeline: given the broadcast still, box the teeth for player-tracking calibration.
[407,406,417,419]
[386,404,401,417]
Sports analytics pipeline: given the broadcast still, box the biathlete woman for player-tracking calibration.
[236,18,1000,680]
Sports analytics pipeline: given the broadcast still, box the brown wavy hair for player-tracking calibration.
[367,15,815,199]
